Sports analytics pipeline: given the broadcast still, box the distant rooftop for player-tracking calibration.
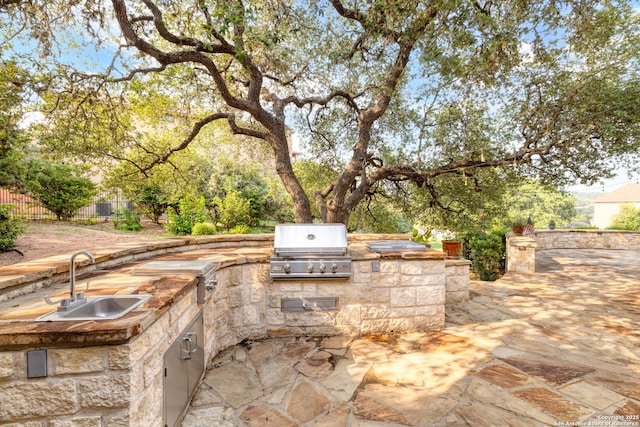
[595,182,640,203]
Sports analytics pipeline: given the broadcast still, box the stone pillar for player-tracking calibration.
[506,234,537,274]
[444,259,471,304]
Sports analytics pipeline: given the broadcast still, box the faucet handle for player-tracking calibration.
[45,295,78,305]
[45,295,74,311]
[44,295,62,305]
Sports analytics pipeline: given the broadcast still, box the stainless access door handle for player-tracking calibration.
[181,332,198,360]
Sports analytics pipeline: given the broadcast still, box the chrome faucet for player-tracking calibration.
[69,250,95,302]
[45,250,95,311]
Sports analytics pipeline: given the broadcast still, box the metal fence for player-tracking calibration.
[0,188,136,221]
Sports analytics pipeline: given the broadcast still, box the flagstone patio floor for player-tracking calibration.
[182,248,640,426]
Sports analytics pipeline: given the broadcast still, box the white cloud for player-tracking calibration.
[519,42,535,63]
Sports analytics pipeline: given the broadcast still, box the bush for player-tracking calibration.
[112,208,142,231]
[191,222,218,236]
[209,163,287,226]
[228,224,251,234]
[348,202,411,233]
[608,204,640,230]
[411,227,432,245]
[464,230,506,281]
[128,185,170,224]
[0,204,25,252]
[165,195,207,235]
[25,163,97,221]
[214,189,251,231]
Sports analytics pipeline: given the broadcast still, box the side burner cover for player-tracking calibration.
[366,241,428,253]
[132,260,215,276]
[133,260,217,304]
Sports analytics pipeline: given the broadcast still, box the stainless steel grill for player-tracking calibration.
[270,223,351,280]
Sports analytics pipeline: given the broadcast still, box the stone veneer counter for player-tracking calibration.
[0,236,460,349]
[0,234,469,426]
[0,242,272,349]
[0,274,198,348]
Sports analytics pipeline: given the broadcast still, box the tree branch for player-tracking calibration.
[227,114,270,140]
[139,112,228,172]
[283,90,362,113]
[112,0,255,113]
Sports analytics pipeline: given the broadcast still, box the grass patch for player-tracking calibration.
[429,241,443,251]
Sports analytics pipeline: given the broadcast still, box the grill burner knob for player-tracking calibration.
[319,263,326,273]
[307,263,314,273]
[284,263,291,273]
[331,263,338,273]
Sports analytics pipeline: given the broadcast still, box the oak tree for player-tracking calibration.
[3,0,640,226]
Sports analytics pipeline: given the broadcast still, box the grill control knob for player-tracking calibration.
[319,263,326,273]
[284,263,291,273]
[307,263,314,273]
[331,263,339,273]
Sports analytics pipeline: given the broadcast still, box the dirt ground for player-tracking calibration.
[0,221,167,267]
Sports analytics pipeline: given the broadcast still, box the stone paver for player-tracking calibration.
[183,249,640,426]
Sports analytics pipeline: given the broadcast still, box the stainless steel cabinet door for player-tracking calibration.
[163,310,205,427]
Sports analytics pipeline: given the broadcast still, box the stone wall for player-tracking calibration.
[506,230,640,274]
[263,258,447,336]
[534,229,640,250]
[206,256,467,340]
[445,259,470,304]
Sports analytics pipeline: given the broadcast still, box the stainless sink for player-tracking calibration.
[36,295,151,322]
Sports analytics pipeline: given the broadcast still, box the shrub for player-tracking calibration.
[0,204,25,252]
[214,189,251,231]
[608,204,640,230]
[191,222,218,236]
[228,224,251,234]
[112,208,142,231]
[165,195,207,235]
[25,163,97,221]
[411,227,432,245]
[209,163,285,226]
[464,229,506,281]
[128,185,170,224]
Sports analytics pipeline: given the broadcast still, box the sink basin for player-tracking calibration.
[36,295,152,322]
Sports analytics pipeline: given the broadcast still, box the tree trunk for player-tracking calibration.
[279,164,313,223]
[325,208,350,225]
[269,129,314,224]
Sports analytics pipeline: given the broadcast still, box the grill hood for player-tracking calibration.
[271,223,351,280]
[273,223,347,257]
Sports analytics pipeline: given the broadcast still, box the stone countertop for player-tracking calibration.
[0,235,275,293]
[0,238,444,349]
[348,241,445,260]
[0,245,276,349]
[0,270,198,349]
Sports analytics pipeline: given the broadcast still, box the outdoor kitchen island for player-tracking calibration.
[0,232,469,426]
